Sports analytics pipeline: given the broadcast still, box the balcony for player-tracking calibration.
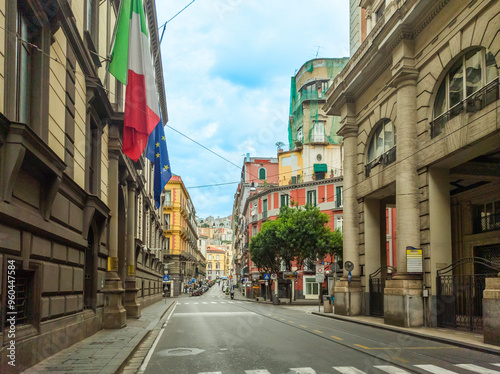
[431,79,499,138]
[364,146,396,177]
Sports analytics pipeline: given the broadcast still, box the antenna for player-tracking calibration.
[315,46,323,58]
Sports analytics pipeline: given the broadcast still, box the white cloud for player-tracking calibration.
[156,0,349,217]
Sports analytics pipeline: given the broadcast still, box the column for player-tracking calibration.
[364,198,381,315]
[428,167,452,326]
[384,45,423,326]
[483,276,500,346]
[334,107,362,316]
[102,151,127,328]
[124,181,141,317]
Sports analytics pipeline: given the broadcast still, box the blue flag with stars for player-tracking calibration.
[145,115,171,209]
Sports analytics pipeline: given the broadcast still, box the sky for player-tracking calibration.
[155,0,350,219]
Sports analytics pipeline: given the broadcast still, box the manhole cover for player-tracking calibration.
[157,348,205,357]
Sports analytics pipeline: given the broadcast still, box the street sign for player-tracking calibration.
[316,265,324,274]
[283,272,297,280]
[264,274,270,280]
[271,274,277,280]
[315,274,325,283]
[345,261,354,272]
[252,274,260,280]
[163,275,169,282]
[347,271,352,283]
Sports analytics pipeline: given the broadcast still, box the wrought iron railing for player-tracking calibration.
[431,78,499,138]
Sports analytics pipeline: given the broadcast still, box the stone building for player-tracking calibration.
[325,0,500,345]
[162,176,204,295]
[0,0,166,370]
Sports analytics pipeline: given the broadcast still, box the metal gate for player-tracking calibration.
[437,257,499,331]
[369,266,396,317]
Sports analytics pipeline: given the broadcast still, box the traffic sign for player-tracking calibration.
[264,274,270,280]
[316,274,325,283]
[347,271,352,283]
[283,272,297,280]
[316,265,324,274]
[163,275,169,281]
[271,274,277,280]
[345,261,354,272]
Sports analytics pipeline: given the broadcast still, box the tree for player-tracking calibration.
[277,205,342,270]
[249,220,282,275]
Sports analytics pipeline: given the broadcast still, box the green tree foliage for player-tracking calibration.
[249,220,282,274]
[249,205,343,274]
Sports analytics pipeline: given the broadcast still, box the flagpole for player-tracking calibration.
[104,0,124,90]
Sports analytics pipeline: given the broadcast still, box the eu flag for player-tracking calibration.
[145,116,172,209]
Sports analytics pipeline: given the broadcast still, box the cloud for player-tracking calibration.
[156,0,349,217]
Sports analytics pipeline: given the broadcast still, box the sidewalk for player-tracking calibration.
[293,304,500,355]
[22,298,178,374]
[235,290,500,355]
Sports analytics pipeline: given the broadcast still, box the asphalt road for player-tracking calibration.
[142,286,500,374]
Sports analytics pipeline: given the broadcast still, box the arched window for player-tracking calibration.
[432,48,499,137]
[365,119,396,177]
[366,119,396,163]
[258,167,266,180]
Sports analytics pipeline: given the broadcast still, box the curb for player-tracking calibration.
[311,312,500,355]
[117,300,177,374]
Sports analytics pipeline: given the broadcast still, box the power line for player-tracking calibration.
[158,0,197,43]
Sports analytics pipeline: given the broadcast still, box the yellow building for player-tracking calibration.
[162,176,204,295]
[206,246,227,280]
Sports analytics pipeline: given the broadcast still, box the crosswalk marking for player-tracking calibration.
[194,302,199,304]
[290,368,316,373]
[414,364,458,373]
[374,365,411,373]
[332,367,367,374]
[184,302,190,305]
[202,302,208,304]
[455,364,500,373]
[194,364,500,374]
[220,302,225,304]
[211,302,217,304]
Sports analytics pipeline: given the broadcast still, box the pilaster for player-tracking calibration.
[124,180,141,318]
[102,150,126,329]
[483,276,500,346]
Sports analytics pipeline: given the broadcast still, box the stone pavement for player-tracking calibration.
[22,297,179,374]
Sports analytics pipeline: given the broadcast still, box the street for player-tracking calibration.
[140,286,500,374]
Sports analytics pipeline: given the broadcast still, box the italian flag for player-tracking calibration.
[108,0,160,161]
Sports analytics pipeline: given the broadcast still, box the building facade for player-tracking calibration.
[284,58,349,185]
[324,0,500,344]
[206,246,227,280]
[162,176,204,295]
[0,0,167,370]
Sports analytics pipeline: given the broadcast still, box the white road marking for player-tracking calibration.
[332,367,367,374]
[290,367,317,373]
[455,364,500,373]
[137,302,178,373]
[245,370,271,374]
[211,302,217,304]
[184,303,190,305]
[202,302,208,304]
[173,312,256,317]
[414,365,458,373]
[199,372,222,374]
[374,366,411,373]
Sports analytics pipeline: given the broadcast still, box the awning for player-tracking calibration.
[314,163,328,173]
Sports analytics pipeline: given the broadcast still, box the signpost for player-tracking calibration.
[345,261,354,316]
